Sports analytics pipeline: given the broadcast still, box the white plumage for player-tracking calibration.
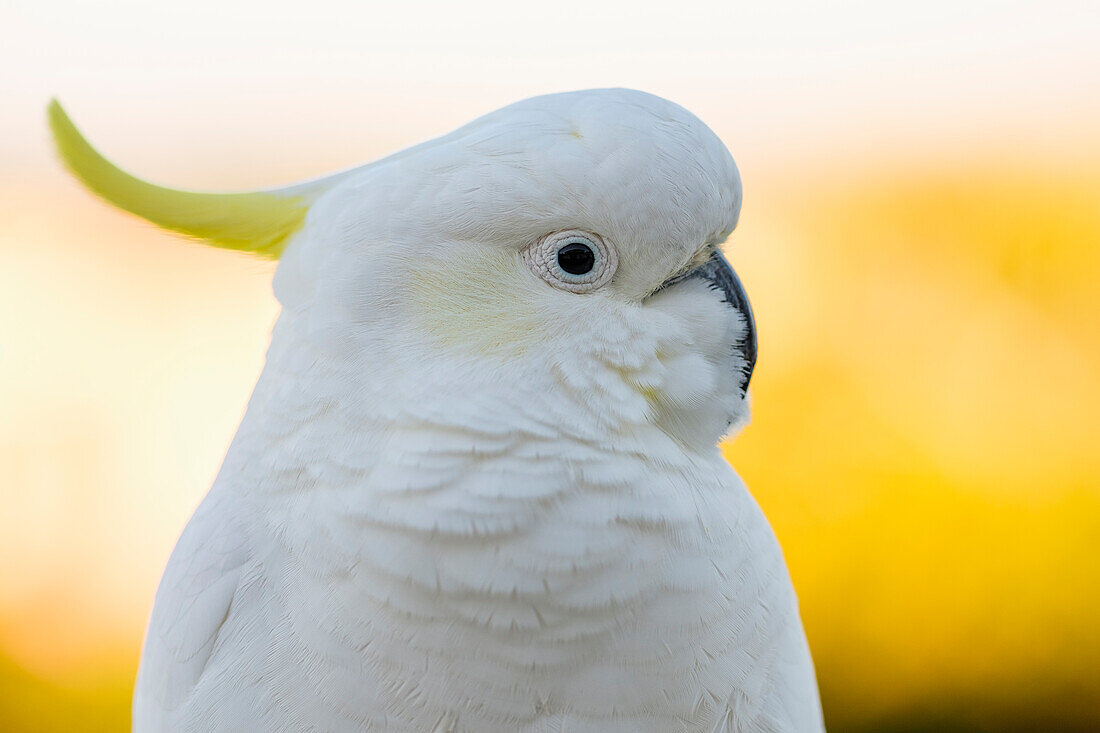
[57,88,824,731]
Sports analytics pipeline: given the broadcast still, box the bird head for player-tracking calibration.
[50,89,755,451]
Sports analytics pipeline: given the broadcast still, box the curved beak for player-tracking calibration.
[657,249,757,396]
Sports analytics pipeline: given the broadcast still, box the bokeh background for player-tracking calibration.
[2,1,1098,730]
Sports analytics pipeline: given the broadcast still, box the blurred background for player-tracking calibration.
[1,1,1098,730]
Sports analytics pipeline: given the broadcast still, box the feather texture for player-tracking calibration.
[47,100,309,257]
[62,88,830,732]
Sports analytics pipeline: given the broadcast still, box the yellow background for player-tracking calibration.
[1,1,1098,730]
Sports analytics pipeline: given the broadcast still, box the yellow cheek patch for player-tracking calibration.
[48,100,308,258]
[409,248,545,358]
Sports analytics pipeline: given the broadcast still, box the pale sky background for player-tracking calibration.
[0,0,1098,680]
[3,0,1098,181]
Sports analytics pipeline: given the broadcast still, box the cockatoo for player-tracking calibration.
[50,89,824,732]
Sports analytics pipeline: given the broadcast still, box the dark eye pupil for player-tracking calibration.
[557,242,596,275]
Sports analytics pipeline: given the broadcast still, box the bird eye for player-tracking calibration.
[523,230,617,293]
[557,241,596,275]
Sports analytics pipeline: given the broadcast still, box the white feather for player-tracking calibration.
[132,89,824,732]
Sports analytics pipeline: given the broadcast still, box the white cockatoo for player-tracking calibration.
[50,89,824,732]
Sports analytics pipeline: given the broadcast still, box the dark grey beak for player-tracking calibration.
[657,249,757,396]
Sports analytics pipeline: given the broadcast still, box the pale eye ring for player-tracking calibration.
[523,230,617,293]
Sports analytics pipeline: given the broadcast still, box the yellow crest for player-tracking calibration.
[48,100,309,259]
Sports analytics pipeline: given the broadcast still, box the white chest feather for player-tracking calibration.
[134,286,822,732]
[136,409,821,732]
